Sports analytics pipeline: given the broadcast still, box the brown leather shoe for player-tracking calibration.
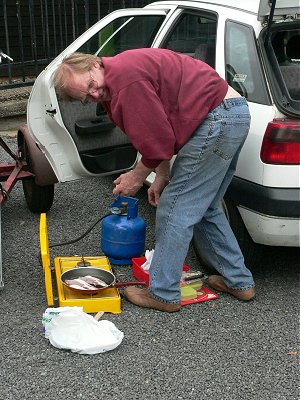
[124,286,181,312]
[208,275,256,301]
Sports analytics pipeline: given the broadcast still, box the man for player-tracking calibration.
[53,48,255,312]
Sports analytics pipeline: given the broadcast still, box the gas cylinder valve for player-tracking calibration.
[109,201,129,215]
[110,206,122,215]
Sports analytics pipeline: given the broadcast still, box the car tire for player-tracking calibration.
[192,194,263,272]
[20,141,55,213]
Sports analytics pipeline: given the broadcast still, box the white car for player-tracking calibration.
[18,0,300,268]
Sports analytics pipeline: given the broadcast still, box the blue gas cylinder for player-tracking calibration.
[101,196,146,265]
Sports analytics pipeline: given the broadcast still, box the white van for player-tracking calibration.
[19,0,300,268]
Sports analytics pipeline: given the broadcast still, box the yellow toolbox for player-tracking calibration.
[39,213,121,314]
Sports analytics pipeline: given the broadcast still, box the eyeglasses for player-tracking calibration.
[81,70,97,105]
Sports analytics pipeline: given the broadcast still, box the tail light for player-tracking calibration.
[260,118,300,164]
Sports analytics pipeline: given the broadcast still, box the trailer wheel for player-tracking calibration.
[20,141,54,213]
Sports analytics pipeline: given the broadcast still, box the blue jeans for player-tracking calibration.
[149,97,255,304]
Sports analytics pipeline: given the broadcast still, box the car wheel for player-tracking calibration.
[222,194,263,268]
[20,141,55,213]
[192,194,263,272]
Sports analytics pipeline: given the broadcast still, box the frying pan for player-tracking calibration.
[61,266,146,295]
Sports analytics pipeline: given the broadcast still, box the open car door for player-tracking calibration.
[27,8,168,182]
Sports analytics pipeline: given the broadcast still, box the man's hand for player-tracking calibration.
[113,160,152,197]
[148,175,169,206]
[148,160,170,206]
[113,170,144,197]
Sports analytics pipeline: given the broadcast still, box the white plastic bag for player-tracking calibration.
[42,307,124,354]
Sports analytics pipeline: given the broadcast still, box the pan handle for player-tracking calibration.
[114,281,147,288]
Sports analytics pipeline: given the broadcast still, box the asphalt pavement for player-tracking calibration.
[0,133,299,400]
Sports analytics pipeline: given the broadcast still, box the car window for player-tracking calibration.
[225,21,270,105]
[161,11,217,68]
[77,15,165,56]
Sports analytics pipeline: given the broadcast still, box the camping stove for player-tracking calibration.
[39,213,121,314]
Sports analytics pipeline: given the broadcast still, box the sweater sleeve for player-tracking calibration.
[109,80,176,169]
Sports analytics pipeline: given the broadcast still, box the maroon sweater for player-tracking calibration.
[102,48,228,169]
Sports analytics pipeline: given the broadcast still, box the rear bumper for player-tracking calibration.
[228,177,300,218]
[237,207,300,247]
[228,177,300,247]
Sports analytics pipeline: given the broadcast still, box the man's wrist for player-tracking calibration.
[132,161,152,182]
[155,174,170,181]
[155,160,170,180]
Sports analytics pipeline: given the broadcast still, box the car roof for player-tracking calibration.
[148,0,260,15]
[148,0,299,19]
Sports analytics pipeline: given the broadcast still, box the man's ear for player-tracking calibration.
[93,61,100,69]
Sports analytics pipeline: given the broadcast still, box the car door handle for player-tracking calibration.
[46,108,57,115]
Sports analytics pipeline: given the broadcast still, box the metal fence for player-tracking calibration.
[0,0,150,89]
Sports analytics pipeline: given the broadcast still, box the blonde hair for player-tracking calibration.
[52,52,102,101]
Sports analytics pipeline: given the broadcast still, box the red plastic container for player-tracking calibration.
[132,257,189,287]
[132,257,218,306]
